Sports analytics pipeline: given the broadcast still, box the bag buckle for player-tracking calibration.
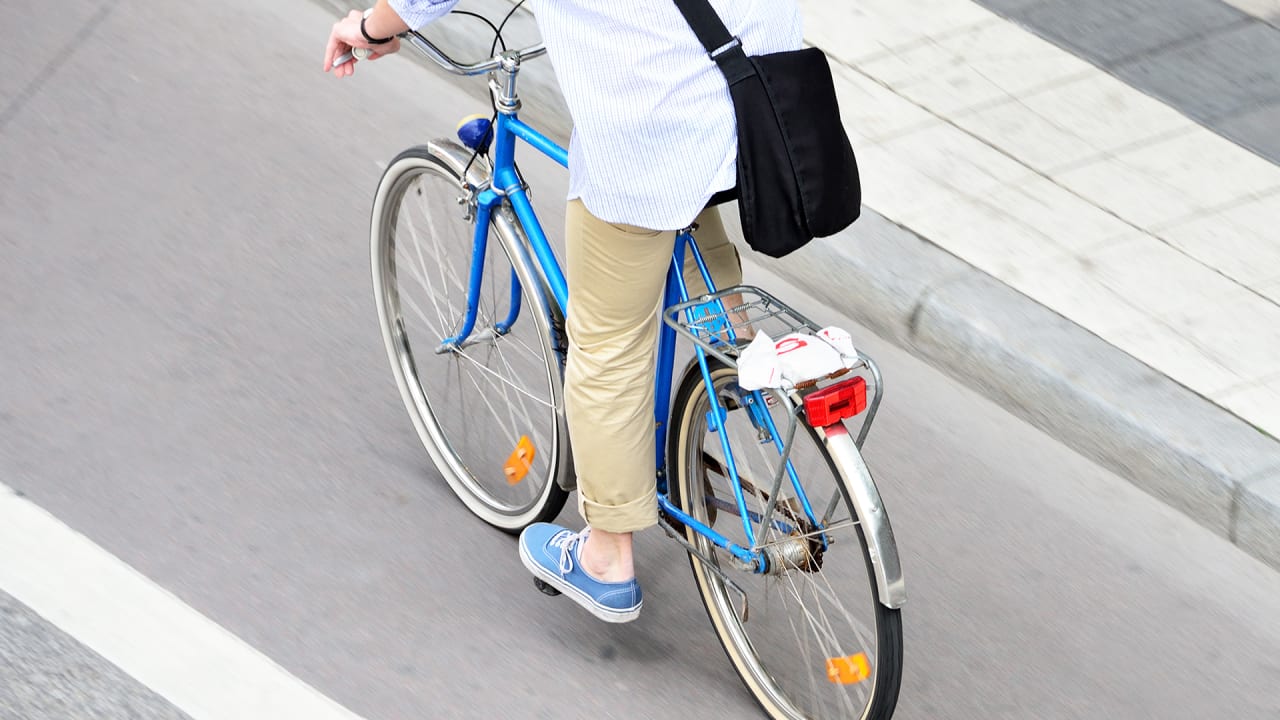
[709,36,741,59]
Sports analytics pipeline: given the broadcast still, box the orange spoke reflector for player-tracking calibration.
[504,436,536,485]
[825,653,870,685]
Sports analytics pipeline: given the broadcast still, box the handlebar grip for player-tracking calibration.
[332,46,375,69]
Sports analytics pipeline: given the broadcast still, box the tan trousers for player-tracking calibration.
[564,199,742,533]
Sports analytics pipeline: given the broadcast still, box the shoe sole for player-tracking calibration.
[518,542,642,624]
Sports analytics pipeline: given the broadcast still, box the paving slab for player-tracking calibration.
[1216,100,1280,161]
[975,0,1280,164]
[1116,20,1280,122]
[1004,0,1248,64]
[1223,0,1280,24]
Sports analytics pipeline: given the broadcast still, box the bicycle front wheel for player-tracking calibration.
[371,144,568,532]
[669,359,903,719]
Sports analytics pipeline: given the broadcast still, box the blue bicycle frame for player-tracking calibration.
[449,103,824,573]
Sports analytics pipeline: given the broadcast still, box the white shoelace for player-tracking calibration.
[549,528,589,576]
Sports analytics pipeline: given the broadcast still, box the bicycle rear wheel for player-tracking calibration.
[669,359,902,719]
[371,144,568,532]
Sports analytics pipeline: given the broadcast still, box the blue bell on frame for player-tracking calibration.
[456,114,493,154]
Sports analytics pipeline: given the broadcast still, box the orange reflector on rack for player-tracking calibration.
[503,436,536,485]
[825,653,870,685]
[804,377,867,427]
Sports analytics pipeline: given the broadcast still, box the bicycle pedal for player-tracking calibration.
[533,578,562,597]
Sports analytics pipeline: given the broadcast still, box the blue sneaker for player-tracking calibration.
[518,523,642,623]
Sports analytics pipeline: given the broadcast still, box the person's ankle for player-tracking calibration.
[581,557,633,583]
[580,530,635,583]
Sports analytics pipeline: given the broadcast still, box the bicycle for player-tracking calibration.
[366,28,905,720]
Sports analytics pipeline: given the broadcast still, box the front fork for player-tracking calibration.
[437,187,522,352]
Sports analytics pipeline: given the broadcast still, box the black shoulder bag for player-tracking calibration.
[674,0,861,258]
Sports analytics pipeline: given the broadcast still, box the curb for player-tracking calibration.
[766,213,1280,571]
[313,0,1280,571]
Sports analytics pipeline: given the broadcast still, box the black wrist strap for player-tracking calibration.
[672,0,755,85]
[361,14,393,44]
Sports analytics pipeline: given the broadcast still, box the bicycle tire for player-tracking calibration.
[669,358,903,719]
[371,144,569,532]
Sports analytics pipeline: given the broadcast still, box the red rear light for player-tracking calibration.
[804,377,867,427]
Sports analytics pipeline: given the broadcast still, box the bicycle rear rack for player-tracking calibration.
[662,285,883,451]
[660,285,886,562]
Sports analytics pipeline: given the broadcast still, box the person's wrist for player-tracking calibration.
[360,8,395,44]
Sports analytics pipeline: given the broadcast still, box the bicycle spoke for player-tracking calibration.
[448,345,555,410]
[372,151,566,529]
[488,328,553,436]
[401,190,455,333]
[401,286,451,340]
[675,362,897,719]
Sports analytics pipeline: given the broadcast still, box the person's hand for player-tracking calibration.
[324,9,401,78]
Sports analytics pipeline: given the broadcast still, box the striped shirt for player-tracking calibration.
[389,0,803,230]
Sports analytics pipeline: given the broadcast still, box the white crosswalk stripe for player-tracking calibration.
[0,483,367,720]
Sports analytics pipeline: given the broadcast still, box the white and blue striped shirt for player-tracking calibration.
[389,0,803,230]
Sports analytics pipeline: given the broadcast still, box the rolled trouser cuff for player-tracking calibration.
[578,484,659,533]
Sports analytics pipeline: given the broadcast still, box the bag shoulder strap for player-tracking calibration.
[672,0,755,85]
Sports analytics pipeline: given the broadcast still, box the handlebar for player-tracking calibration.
[401,30,546,75]
[331,30,545,79]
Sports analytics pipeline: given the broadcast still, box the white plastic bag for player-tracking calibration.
[737,327,858,390]
[737,332,782,390]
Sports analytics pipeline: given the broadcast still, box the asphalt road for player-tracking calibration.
[3,1,1280,719]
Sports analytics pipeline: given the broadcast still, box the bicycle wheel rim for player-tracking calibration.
[372,149,566,529]
[673,363,898,719]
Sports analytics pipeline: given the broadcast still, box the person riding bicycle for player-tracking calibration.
[324,0,802,623]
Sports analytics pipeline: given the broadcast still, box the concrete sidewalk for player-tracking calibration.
[788,0,1280,569]
[318,0,1280,570]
